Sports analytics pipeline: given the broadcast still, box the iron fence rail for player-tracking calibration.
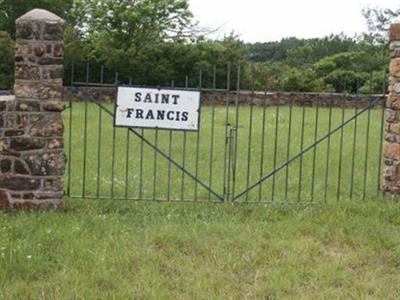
[64,61,387,203]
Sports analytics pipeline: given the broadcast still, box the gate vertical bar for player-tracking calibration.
[223,64,231,202]
[245,69,255,201]
[311,97,320,202]
[271,99,280,201]
[67,61,74,197]
[124,77,132,200]
[167,80,174,201]
[231,65,241,199]
[376,70,387,195]
[208,66,217,200]
[362,77,373,200]
[297,102,306,201]
[96,65,104,198]
[153,128,159,200]
[180,76,189,201]
[194,71,202,201]
[323,96,334,203]
[258,89,268,201]
[82,60,89,198]
[284,95,293,201]
[139,128,144,199]
[336,94,346,201]
[167,131,172,201]
[349,87,359,199]
[110,72,118,199]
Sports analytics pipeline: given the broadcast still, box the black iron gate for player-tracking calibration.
[64,62,387,203]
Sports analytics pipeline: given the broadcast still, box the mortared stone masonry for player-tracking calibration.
[0,9,65,210]
[384,23,400,193]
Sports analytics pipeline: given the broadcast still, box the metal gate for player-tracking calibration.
[64,62,387,203]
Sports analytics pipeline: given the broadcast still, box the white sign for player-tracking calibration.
[115,87,200,131]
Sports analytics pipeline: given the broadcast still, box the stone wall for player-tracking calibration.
[383,23,400,193]
[63,86,384,108]
[0,9,65,210]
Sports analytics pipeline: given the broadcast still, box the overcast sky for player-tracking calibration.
[189,0,400,42]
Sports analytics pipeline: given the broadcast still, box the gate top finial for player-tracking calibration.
[390,23,400,41]
[16,8,64,23]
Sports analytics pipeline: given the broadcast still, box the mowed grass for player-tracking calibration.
[63,101,385,203]
[1,200,400,299]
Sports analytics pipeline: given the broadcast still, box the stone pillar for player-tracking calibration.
[0,9,65,210]
[384,23,400,193]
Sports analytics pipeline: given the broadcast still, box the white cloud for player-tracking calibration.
[189,0,400,42]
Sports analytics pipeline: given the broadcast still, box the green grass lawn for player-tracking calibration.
[63,101,385,203]
[1,200,400,299]
[1,101,399,299]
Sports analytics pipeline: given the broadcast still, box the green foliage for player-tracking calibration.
[246,37,307,62]
[282,67,326,92]
[359,70,388,94]
[247,35,358,65]
[313,51,383,93]
[71,0,193,74]
[65,33,249,89]
[0,0,74,37]
[285,35,358,67]
[314,52,367,75]
[244,33,387,93]
[324,70,368,93]
[0,31,13,90]
[0,1,394,93]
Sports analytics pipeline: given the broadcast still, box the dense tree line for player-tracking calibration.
[0,1,398,93]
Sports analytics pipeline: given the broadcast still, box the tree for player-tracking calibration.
[359,70,387,94]
[362,7,400,45]
[282,67,326,92]
[0,0,74,37]
[324,70,367,93]
[314,52,372,93]
[0,31,14,89]
[246,37,307,62]
[71,0,194,79]
[285,35,357,67]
